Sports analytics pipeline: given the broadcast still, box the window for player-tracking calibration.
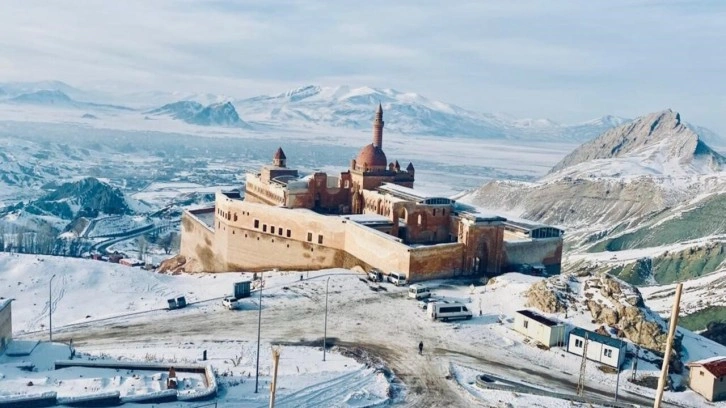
[254,220,259,229]
[700,370,704,376]
[523,320,529,329]
[417,214,422,225]
[271,226,275,234]
[307,232,312,242]
[575,339,583,348]
[318,234,323,244]
[604,349,612,358]
[433,209,436,216]
[286,229,291,238]
[233,213,238,221]
[263,224,267,232]
[278,229,283,236]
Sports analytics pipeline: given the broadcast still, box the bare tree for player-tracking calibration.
[136,236,148,260]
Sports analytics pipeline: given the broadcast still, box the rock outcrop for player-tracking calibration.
[157,254,201,274]
[526,273,671,353]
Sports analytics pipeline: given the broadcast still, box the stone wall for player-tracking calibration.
[503,237,563,274]
[180,211,222,272]
[408,243,464,282]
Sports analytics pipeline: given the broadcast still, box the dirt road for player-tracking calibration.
[42,276,664,407]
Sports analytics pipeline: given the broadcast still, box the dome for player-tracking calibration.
[355,144,388,170]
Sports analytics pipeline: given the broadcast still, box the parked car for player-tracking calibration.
[222,296,240,310]
[427,301,472,322]
[388,272,407,286]
[408,284,431,300]
[418,297,435,310]
[367,268,384,282]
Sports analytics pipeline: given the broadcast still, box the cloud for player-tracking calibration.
[0,0,725,134]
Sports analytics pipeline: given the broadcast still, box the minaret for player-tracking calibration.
[373,103,384,148]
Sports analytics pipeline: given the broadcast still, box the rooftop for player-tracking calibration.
[516,309,560,327]
[688,356,726,377]
[341,214,393,226]
[378,183,454,205]
[570,327,625,349]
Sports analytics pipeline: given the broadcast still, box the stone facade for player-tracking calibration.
[179,106,564,281]
[0,300,12,353]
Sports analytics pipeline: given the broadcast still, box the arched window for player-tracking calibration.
[417,214,422,225]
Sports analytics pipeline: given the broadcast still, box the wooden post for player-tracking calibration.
[654,283,683,408]
[269,348,281,408]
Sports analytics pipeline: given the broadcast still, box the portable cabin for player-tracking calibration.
[513,309,566,347]
[567,327,626,369]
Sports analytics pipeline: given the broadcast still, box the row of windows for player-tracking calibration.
[306,232,324,244]
[217,208,252,222]
[573,339,614,358]
[252,219,292,238]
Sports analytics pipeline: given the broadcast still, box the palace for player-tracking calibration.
[180,105,563,282]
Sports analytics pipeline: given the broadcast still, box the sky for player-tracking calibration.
[1,0,725,134]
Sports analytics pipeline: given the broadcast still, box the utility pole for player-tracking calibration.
[323,277,330,362]
[632,320,642,382]
[255,270,264,393]
[615,338,623,402]
[49,274,56,342]
[269,348,281,408]
[654,283,683,408]
[577,334,589,396]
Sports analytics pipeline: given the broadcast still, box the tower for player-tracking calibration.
[373,103,384,148]
[273,147,286,168]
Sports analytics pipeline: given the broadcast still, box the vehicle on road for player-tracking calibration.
[388,272,407,286]
[427,301,472,322]
[408,284,431,300]
[367,268,384,282]
[222,296,241,310]
[418,297,435,310]
[167,296,187,310]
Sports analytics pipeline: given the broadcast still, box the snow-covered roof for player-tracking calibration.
[687,356,726,377]
[516,309,560,327]
[377,183,453,205]
[570,327,625,349]
[341,214,392,226]
[0,298,11,313]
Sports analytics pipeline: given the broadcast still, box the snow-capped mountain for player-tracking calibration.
[148,101,250,128]
[463,109,726,229]
[3,89,130,111]
[549,109,725,177]
[234,85,631,141]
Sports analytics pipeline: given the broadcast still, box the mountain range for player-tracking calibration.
[4,81,724,145]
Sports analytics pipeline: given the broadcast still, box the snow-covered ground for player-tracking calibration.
[1,253,724,406]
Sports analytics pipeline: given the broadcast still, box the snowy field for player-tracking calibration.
[1,253,724,407]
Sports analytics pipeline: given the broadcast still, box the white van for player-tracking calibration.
[408,284,431,300]
[427,302,472,322]
[388,272,407,286]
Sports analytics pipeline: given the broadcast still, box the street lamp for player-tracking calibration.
[254,270,266,394]
[323,277,330,362]
[49,274,56,342]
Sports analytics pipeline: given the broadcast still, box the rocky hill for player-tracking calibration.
[8,177,136,220]
[464,109,726,343]
[550,109,725,175]
[149,101,250,128]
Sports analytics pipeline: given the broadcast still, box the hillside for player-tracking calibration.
[148,100,250,127]
[463,109,726,341]
[550,109,725,175]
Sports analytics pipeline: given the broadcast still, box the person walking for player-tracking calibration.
[418,341,424,355]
